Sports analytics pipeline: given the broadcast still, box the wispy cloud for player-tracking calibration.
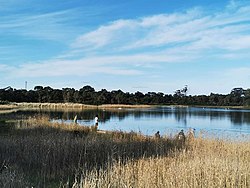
[2,0,250,93]
[3,56,144,78]
[4,50,198,79]
[51,2,250,79]
[72,2,250,56]
[0,9,79,41]
[0,64,11,71]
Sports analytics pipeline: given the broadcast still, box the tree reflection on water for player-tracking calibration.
[0,107,249,131]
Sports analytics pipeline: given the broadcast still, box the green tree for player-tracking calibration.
[79,85,95,104]
[243,89,250,106]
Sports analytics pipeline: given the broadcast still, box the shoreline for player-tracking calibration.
[190,105,250,109]
[0,102,152,110]
[0,102,249,111]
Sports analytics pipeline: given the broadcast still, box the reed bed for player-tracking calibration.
[13,102,151,110]
[1,116,249,187]
[0,116,179,187]
[75,137,250,188]
[16,102,96,110]
[0,104,18,110]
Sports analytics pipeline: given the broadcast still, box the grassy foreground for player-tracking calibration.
[0,116,180,187]
[78,137,250,188]
[0,117,249,188]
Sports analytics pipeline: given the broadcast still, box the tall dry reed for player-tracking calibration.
[76,137,250,188]
[0,116,179,187]
[1,116,249,187]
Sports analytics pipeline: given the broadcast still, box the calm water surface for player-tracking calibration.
[1,106,250,139]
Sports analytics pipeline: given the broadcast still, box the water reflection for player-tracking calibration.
[0,107,250,137]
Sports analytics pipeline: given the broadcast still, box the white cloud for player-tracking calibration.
[71,3,250,58]
[0,9,79,41]
[6,56,144,78]
[7,50,197,78]
[72,11,199,50]
[0,64,7,70]
[0,64,12,72]
[3,1,250,94]
[72,19,139,50]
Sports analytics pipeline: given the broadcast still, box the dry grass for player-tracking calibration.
[0,116,179,187]
[0,162,31,188]
[75,137,250,188]
[0,104,18,110]
[16,102,96,110]
[1,116,249,187]
[0,109,18,114]
[13,102,152,110]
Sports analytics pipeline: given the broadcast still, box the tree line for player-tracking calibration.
[0,85,249,106]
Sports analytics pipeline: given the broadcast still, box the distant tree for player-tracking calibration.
[209,93,219,105]
[51,89,63,103]
[174,90,183,99]
[62,88,75,103]
[111,90,126,104]
[26,90,37,102]
[96,89,111,104]
[42,86,54,102]
[231,88,245,97]
[73,91,80,103]
[79,85,95,104]
[34,86,43,91]
[1,85,249,106]
[34,86,44,102]
[175,85,188,97]
[181,85,188,96]
[80,85,95,93]
[135,91,144,104]
[243,89,250,106]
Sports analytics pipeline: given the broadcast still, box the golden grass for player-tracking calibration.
[0,109,18,114]
[0,104,18,110]
[0,116,178,187]
[76,137,250,188]
[1,116,249,187]
[3,102,249,112]
[16,102,96,110]
[13,102,152,110]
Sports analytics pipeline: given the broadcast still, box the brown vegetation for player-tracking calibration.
[76,137,250,188]
[0,104,18,110]
[0,102,152,111]
[0,116,178,187]
[0,116,249,187]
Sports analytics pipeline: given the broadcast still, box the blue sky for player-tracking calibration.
[0,0,250,95]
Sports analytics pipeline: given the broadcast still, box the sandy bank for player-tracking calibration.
[0,102,152,110]
[1,102,248,111]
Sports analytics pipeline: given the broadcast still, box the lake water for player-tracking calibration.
[1,106,250,139]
